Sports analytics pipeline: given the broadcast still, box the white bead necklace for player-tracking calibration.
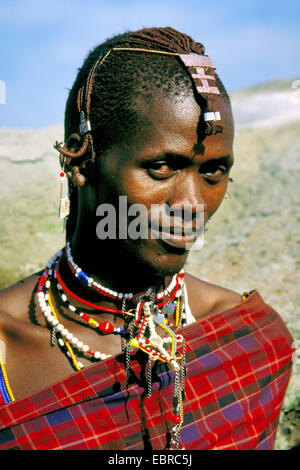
[37,253,111,370]
[37,247,186,372]
[65,241,182,301]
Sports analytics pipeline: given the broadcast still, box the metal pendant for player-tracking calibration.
[79,111,91,135]
[153,313,165,324]
[162,302,175,316]
[59,196,70,220]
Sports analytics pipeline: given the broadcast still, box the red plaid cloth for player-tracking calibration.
[0,291,294,450]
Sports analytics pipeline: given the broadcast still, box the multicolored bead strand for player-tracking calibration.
[37,254,112,370]
[55,259,125,315]
[124,281,187,450]
[171,368,185,450]
[66,241,134,300]
[0,346,15,404]
[65,241,183,304]
[55,278,125,335]
[37,247,188,449]
[47,289,83,371]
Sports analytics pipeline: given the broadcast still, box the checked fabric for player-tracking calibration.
[0,291,294,450]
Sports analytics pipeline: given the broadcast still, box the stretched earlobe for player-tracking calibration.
[55,132,90,160]
[70,166,86,187]
[57,134,88,188]
[55,122,97,191]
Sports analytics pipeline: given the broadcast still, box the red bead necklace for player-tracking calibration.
[55,258,125,315]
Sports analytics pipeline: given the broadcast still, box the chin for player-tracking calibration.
[124,238,189,278]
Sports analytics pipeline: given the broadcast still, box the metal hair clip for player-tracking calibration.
[204,111,221,122]
[79,111,91,135]
[179,53,220,96]
[179,53,221,125]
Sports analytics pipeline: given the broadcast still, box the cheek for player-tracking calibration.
[202,181,228,217]
[121,169,170,206]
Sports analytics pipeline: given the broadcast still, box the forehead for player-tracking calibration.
[121,92,234,159]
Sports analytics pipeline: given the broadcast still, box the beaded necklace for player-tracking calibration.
[0,345,15,404]
[65,241,180,304]
[37,246,187,449]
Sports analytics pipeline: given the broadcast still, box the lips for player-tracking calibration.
[150,225,201,250]
[160,232,198,250]
[150,221,200,236]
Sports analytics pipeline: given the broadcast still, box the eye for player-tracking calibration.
[145,155,187,180]
[200,160,230,184]
[147,161,175,179]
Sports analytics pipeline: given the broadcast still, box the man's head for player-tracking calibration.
[56,27,234,280]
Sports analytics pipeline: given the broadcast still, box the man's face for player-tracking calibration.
[89,92,234,278]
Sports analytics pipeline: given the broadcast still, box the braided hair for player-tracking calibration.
[57,27,230,239]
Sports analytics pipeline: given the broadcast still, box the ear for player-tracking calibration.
[59,133,87,188]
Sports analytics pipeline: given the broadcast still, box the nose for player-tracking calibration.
[168,170,204,217]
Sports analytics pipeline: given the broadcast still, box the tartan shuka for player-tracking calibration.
[0,291,294,450]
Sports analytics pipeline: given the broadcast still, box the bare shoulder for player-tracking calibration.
[0,274,63,401]
[184,272,242,321]
[0,273,41,322]
[0,273,43,345]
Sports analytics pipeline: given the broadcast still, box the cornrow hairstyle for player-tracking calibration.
[55,27,230,239]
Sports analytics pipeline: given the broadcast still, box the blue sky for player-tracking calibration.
[0,0,299,128]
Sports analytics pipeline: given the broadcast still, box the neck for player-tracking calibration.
[60,243,178,309]
[67,235,182,297]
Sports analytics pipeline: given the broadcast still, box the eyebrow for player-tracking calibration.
[144,152,234,165]
[201,155,234,165]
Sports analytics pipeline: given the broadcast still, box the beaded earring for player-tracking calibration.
[58,157,70,221]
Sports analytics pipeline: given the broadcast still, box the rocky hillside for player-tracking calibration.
[0,79,299,449]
